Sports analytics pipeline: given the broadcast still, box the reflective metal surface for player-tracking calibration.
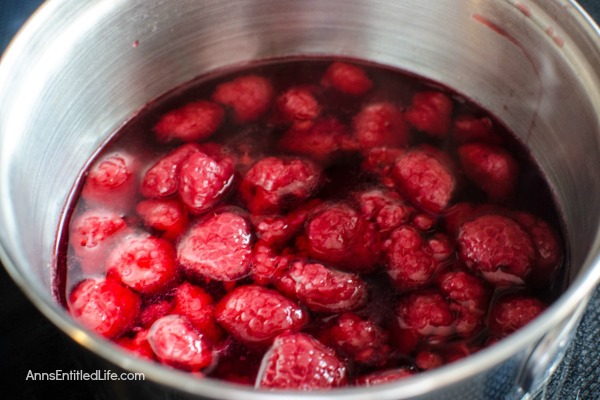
[1,0,600,399]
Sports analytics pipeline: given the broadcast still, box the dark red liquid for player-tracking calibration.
[55,57,566,389]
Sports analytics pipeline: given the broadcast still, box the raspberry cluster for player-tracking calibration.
[64,59,563,390]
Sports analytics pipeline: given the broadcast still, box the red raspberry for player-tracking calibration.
[172,282,221,342]
[458,143,519,201]
[250,241,290,285]
[404,91,453,138]
[444,202,506,237]
[394,291,455,353]
[177,212,252,282]
[304,203,381,273]
[117,329,155,360]
[135,198,188,241]
[513,212,562,287]
[319,312,390,366]
[69,209,127,275]
[278,117,352,163]
[391,147,456,213]
[148,315,215,371]
[321,62,373,96]
[81,152,137,209]
[68,277,140,339]
[106,235,178,294]
[415,350,444,370]
[355,188,414,234]
[153,100,224,143]
[275,86,320,125]
[275,261,368,313]
[411,213,435,231]
[215,285,308,346]
[458,214,536,285]
[212,75,273,122]
[178,151,235,215]
[353,102,409,149]
[488,295,546,338]
[140,143,200,198]
[452,115,502,144]
[139,299,173,329]
[384,226,439,291]
[416,342,474,370]
[256,333,348,389]
[239,156,322,215]
[354,367,415,386]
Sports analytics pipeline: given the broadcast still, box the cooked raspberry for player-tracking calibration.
[391,147,456,213]
[321,62,373,96]
[384,226,438,291]
[278,117,352,163]
[513,212,562,286]
[353,102,409,149]
[68,277,140,339]
[215,285,308,346]
[275,261,368,313]
[489,295,546,338]
[139,299,173,329]
[415,350,444,370]
[458,214,536,285]
[361,147,405,185]
[153,100,224,143]
[319,312,390,365]
[355,188,414,234]
[411,213,435,231]
[444,202,506,237]
[458,143,519,201]
[304,203,381,273]
[250,200,322,246]
[82,153,137,209]
[395,291,455,353]
[172,282,221,342]
[452,115,502,144]
[257,333,347,389]
[106,235,178,294]
[177,212,252,281]
[148,315,215,371]
[404,91,453,137]
[117,329,155,360]
[239,156,322,215]
[416,342,474,369]
[178,152,235,215]
[69,209,127,275]
[426,233,454,262]
[140,143,200,198]
[250,241,290,285]
[135,198,188,241]
[276,86,320,124]
[212,75,273,122]
[354,367,415,386]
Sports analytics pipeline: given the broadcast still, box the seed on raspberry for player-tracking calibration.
[68,277,140,339]
[355,188,414,234]
[458,143,519,201]
[215,285,308,346]
[148,315,215,371]
[391,146,456,214]
[304,203,381,273]
[489,294,546,338]
[117,329,155,360]
[140,143,201,198]
[321,62,373,96]
[404,91,453,138]
[458,214,536,285]
[319,312,390,366]
[172,282,222,342]
[239,156,322,215]
[106,235,178,294]
[135,198,188,241]
[256,333,348,389]
[353,102,409,149]
[275,261,368,313]
[452,115,502,144]
[177,212,252,282]
[212,75,273,122]
[153,100,225,143]
[82,152,137,209]
[178,151,235,215]
[250,241,290,285]
[354,367,415,386]
[139,299,173,329]
[275,86,321,125]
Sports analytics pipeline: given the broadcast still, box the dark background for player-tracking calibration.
[1,1,600,399]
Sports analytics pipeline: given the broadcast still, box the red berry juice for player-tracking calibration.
[54,57,566,389]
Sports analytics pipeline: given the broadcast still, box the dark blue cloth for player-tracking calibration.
[0,0,599,399]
